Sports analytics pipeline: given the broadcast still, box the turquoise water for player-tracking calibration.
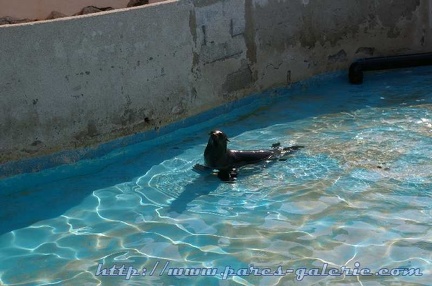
[1,68,431,285]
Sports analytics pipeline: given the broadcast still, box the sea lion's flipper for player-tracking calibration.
[217,168,238,182]
[193,164,213,174]
[282,145,305,152]
[277,145,305,161]
[271,142,281,148]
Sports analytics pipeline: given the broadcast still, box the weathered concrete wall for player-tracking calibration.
[0,0,431,166]
[252,0,430,87]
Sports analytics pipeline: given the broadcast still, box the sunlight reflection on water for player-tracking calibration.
[1,68,431,285]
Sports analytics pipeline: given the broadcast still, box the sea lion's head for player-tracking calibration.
[204,130,230,169]
[208,130,229,148]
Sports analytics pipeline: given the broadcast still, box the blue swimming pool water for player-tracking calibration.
[0,68,431,285]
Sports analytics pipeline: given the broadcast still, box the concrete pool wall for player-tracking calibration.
[0,0,431,171]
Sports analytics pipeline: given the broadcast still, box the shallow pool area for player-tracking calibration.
[0,68,431,285]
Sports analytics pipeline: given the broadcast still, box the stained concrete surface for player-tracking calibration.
[0,0,430,173]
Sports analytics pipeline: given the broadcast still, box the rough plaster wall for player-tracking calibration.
[0,1,195,163]
[252,0,428,88]
[0,0,431,165]
[190,0,254,107]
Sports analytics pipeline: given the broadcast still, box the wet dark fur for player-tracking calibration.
[199,130,303,181]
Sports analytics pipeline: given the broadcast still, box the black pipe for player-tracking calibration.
[349,52,432,84]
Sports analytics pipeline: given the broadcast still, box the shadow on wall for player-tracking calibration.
[0,0,164,25]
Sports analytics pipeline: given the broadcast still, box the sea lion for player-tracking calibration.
[194,130,304,181]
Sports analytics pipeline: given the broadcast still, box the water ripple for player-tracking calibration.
[1,68,432,285]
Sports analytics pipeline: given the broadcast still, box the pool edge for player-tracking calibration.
[0,70,345,179]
